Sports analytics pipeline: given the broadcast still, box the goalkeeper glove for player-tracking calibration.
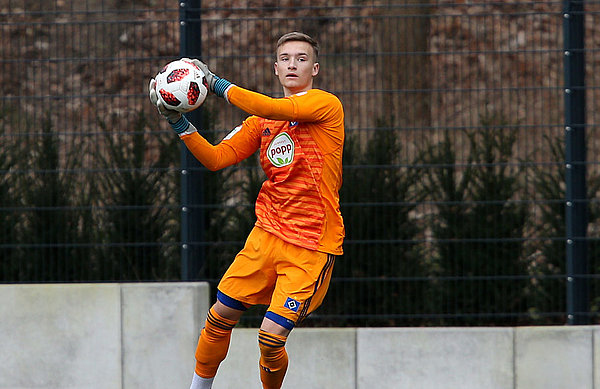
[148,78,196,135]
[182,58,233,99]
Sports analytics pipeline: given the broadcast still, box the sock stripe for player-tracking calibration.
[258,331,287,348]
[258,337,285,347]
[206,309,236,331]
[259,339,285,348]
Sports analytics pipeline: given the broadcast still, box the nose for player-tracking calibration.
[287,59,297,69]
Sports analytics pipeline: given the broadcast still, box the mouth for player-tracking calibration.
[286,73,298,79]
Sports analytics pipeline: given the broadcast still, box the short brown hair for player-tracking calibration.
[276,31,319,60]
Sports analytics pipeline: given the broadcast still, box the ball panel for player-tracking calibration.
[167,68,190,83]
[159,89,181,107]
[187,82,200,105]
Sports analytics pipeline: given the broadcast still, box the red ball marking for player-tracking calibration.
[159,89,181,106]
[167,68,189,83]
[187,82,200,105]
[182,60,200,70]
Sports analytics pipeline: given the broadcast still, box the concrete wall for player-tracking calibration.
[221,326,600,389]
[0,283,209,389]
[1,283,599,389]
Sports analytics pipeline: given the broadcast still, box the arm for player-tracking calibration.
[179,131,238,172]
[226,86,298,121]
[190,58,340,123]
[227,86,343,124]
[180,118,261,171]
[148,77,260,171]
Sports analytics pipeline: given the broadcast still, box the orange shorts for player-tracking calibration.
[217,226,336,330]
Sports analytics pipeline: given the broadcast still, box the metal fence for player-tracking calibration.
[1,0,599,327]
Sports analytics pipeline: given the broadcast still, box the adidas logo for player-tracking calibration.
[262,128,271,136]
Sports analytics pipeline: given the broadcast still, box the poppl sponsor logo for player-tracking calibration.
[267,132,295,167]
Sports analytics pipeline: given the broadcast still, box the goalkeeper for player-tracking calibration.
[149,31,344,389]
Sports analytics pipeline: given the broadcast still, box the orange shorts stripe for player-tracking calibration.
[217,226,336,327]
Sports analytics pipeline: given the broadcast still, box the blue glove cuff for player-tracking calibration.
[169,116,190,134]
[213,77,232,98]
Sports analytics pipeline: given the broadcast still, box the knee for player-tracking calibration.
[213,290,247,322]
[258,329,288,366]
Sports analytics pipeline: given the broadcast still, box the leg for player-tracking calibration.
[192,227,278,388]
[258,317,291,389]
[190,294,246,389]
[257,250,336,389]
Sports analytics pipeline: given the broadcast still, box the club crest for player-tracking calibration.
[284,297,300,312]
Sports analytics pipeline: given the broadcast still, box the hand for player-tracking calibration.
[149,78,194,134]
[148,78,182,123]
[182,58,232,98]
[182,58,218,93]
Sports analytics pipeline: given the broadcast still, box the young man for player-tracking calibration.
[149,32,344,389]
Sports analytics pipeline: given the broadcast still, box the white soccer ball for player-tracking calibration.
[154,59,208,113]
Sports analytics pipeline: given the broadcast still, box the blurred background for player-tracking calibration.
[1,0,599,327]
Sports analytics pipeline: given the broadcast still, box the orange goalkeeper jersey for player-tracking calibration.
[180,86,345,255]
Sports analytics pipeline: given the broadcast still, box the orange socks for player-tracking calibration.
[194,309,289,389]
[258,330,289,389]
[194,307,237,379]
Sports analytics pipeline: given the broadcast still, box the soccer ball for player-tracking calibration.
[154,59,208,113]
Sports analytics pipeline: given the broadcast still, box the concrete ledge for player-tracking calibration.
[515,326,594,389]
[121,282,210,388]
[2,283,600,389]
[595,327,600,388]
[0,284,123,389]
[357,327,514,389]
[215,328,357,389]
[0,283,209,389]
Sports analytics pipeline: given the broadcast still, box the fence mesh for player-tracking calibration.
[1,0,599,326]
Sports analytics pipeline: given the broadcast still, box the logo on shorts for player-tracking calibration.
[267,132,294,167]
[284,297,300,313]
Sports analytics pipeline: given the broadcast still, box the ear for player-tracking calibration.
[312,62,320,77]
[274,62,279,76]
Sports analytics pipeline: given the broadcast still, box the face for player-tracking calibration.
[274,40,319,96]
